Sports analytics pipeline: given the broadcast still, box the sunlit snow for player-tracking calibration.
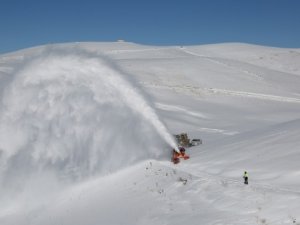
[0,42,300,225]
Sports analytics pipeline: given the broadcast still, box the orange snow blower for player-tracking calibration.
[172,147,190,164]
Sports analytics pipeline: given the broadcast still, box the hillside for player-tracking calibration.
[0,42,300,225]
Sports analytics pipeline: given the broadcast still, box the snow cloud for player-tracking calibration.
[0,47,176,191]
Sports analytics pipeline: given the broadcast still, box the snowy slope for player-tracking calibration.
[0,42,300,225]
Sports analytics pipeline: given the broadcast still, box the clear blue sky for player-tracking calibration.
[1,0,300,53]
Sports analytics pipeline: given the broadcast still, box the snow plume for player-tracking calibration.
[0,48,177,190]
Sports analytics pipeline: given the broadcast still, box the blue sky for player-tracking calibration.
[1,0,300,53]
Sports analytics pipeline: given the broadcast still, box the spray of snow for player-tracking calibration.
[0,48,177,193]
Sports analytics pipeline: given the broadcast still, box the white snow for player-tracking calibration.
[0,42,300,225]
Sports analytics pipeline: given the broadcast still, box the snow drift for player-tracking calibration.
[0,48,176,191]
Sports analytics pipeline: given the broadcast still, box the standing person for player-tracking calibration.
[243,171,248,184]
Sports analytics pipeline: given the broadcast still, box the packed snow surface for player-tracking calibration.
[0,42,300,225]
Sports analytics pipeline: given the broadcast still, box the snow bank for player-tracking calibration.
[0,47,177,192]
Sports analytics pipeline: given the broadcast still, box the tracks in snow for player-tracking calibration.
[158,160,300,198]
[155,160,300,224]
[142,82,300,104]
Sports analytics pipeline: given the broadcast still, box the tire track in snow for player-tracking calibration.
[172,163,300,224]
[164,162,300,196]
[155,102,208,119]
[142,82,300,104]
[205,88,300,103]
[180,48,264,81]
[141,160,300,224]
[132,47,300,103]
[157,161,300,224]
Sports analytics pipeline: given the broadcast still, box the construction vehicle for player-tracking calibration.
[174,133,202,147]
[172,147,190,164]
[174,133,190,147]
[172,133,202,164]
[190,138,202,146]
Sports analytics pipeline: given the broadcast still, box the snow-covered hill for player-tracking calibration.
[0,42,299,225]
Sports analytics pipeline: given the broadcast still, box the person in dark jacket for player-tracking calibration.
[243,171,249,184]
